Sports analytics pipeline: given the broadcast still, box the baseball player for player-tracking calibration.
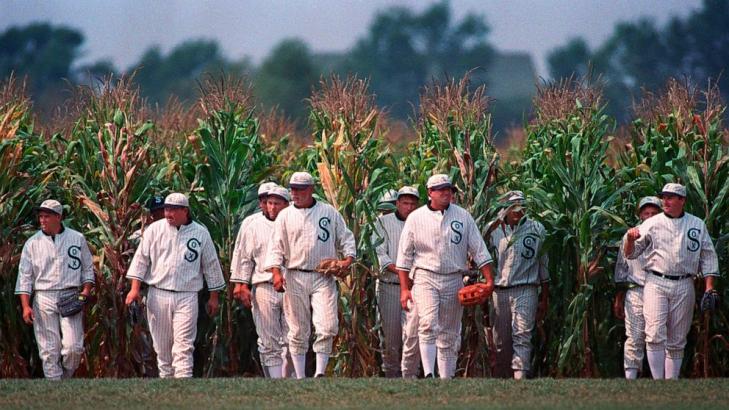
[264,171,357,378]
[377,189,398,214]
[231,186,292,378]
[125,193,225,378]
[130,196,166,244]
[625,183,719,379]
[486,191,549,380]
[613,196,662,379]
[397,174,495,379]
[15,199,95,379]
[372,186,420,378]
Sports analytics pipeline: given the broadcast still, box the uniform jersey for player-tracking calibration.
[488,217,549,287]
[231,214,278,285]
[372,212,406,283]
[230,212,264,284]
[615,232,649,286]
[396,204,492,274]
[627,212,719,277]
[126,219,225,291]
[15,227,95,294]
[264,201,356,271]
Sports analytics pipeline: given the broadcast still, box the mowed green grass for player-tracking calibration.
[2,378,729,409]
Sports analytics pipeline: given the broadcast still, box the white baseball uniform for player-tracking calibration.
[396,203,492,379]
[231,213,290,376]
[614,231,649,374]
[264,200,356,376]
[15,226,95,379]
[627,212,719,378]
[126,219,225,378]
[488,217,548,378]
[373,212,420,377]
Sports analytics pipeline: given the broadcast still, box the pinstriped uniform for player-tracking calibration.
[264,201,356,356]
[15,227,95,379]
[396,204,492,378]
[400,300,421,378]
[231,214,289,368]
[628,212,719,358]
[488,217,548,376]
[126,219,225,378]
[614,232,649,370]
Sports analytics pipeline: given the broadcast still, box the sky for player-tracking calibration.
[1,0,703,76]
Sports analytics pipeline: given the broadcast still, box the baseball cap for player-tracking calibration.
[258,182,278,197]
[164,193,189,208]
[37,199,63,216]
[426,174,453,190]
[289,172,315,188]
[268,186,291,202]
[506,190,526,202]
[379,189,398,204]
[638,196,662,211]
[146,196,165,211]
[397,186,420,199]
[660,183,686,198]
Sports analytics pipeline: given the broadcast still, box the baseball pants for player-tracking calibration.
[624,286,646,370]
[411,269,463,378]
[643,274,694,359]
[283,270,338,355]
[400,299,421,378]
[146,287,198,378]
[32,290,85,380]
[376,280,404,377]
[492,285,538,377]
[252,282,289,368]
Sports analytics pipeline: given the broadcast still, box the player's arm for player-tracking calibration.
[80,239,95,298]
[231,230,253,307]
[200,232,225,316]
[699,225,720,290]
[334,211,357,269]
[395,221,416,310]
[624,225,649,259]
[265,217,287,292]
[15,243,35,324]
[466,216,494,290]
[372,220,395,274]
[125,229,152,305]
[613,237,629,319]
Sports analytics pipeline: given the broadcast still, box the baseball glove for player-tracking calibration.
[458,283,493,307]
[57,289,86,317]
[128,300,143,326]
[700,289,720,313]
[315,258,347,278]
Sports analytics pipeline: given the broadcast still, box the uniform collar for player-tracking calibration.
[427,202,449,214]
[665,211,685,219]
[294,199,317,209]
[41,224,65,241]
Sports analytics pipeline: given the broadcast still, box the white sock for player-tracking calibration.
[665,357,682,379]
[514,370,526,380]
[419,343,437,376]
[267,365,283,379]
[647,350,665,379]
[315,353,329,376]
[291,354,307,379]
[625,368,638,379]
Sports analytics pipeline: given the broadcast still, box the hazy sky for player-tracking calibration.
[1,0,702,76]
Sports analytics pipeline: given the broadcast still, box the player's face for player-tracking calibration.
[505,208,525,225]
[258,195,269,217]
[396,195,419,219]
[164,206,189,227]
[290,185,314,207]
[661,194,685,217]
[267,196,289,220]
[38,211,62,234]
[428,186,452,209]
[638,205,661,222]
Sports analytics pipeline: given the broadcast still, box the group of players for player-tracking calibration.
[15,170,720,380]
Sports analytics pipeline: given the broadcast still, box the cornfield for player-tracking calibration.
[0,72,727,378]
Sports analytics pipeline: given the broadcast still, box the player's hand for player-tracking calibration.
[233,284,252,308]
[400,288,414,311]
[337,257,354,271]
[626,228,641,242]
[613,290,626,320]
[206,295,220,317]
[273,271,286,293]
[22,306,34,325]
[125,288,141,306]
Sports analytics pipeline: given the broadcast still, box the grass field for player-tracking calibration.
[1,378,729,409]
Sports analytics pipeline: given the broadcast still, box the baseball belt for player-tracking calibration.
[650,271,693,281]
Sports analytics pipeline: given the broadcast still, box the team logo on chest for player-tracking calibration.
[687,228,701,252]
[450,220,463,244]
[521,234,538,259]
[318,217,331,242]
[67,245,82,270]
[185,238,201,262]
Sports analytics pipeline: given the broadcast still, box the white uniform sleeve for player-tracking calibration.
[626,224,651,260]
[699,226,720,277]
[126,229,151,281]
[396,220,415,271]
[335,211,357,258]
[235,229,256,284]
[373,219,393,271]
[264,216,286,270]
[614,237,630,283]
[80,239,95,285]
[200,231,225,291]
[466,215,492,268]
[230,223,246,281]
[14,242,34,295]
